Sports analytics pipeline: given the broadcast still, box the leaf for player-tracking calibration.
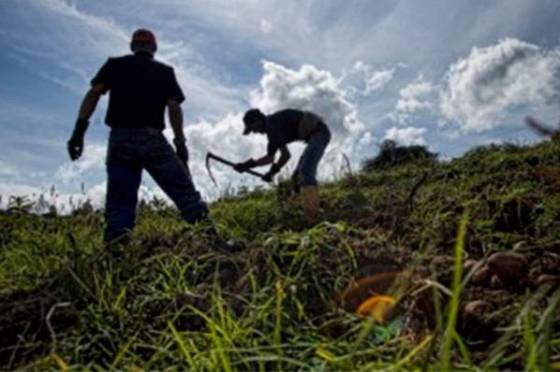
[315,346,338,363]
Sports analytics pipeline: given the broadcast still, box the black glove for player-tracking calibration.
[67,118,89,161]
[234,159,257,173]
[262,163,281,182]
[173,137,189,165]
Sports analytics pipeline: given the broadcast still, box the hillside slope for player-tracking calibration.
[1,139,559,370]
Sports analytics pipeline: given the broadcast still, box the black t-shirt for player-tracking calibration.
[91,52,185,130]
[265,109,304,157]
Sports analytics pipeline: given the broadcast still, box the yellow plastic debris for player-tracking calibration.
[356,294,396,322]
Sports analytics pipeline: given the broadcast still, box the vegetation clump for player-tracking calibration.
[362,139,438,171]
[0,139,559,370]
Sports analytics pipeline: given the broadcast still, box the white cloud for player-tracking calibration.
[260,19,273,34]
[251,61,364,136]
[340,61,395,97]
[1,0,243,118]
[440,38,560,132]
[250,61,370,177]
[55,143,106,184]
[0,183,41,200]
[0,160,19,178]
[392,75,436,125]
[384,126,427,146]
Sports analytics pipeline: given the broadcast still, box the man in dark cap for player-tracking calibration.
[67,28,208,243]
[234,108,331,223]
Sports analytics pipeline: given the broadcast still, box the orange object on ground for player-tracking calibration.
[356,295,396,322]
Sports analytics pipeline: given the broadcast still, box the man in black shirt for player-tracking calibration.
[234,108,331,223]
[67,29,208,243]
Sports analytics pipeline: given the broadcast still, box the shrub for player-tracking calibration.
[362,140,437,171]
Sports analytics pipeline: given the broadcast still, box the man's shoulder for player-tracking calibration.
[272,108,302,116]
[110,55,174,71]
[151,58,174,72]
[269,109,303,123]
[109,54,132,63]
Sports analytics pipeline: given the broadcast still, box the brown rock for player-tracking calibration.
[534,274,559,289]
[487,252,528,283]
[463,300,493,320]
[528,266,542,282]
[471,265,491,286]
[460,299,498,343]
[490,275,504,289]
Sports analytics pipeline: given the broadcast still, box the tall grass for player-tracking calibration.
[1,139,559,369]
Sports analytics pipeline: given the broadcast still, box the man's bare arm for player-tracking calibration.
[167,98,190,164]
[253,154,274,167]
[239,147,289,171]
[67,84,105,161]
[276,146,291,169]
[77,84,104,121]
[167,98,185,140]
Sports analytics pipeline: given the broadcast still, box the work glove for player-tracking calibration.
[173,137,189,166]
[262,163,281,182]
[234,159,257,173]
[67,118,89,161]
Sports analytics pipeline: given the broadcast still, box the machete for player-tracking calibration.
[206,152,268,187]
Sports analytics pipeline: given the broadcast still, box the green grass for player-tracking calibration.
[0,139,559,370]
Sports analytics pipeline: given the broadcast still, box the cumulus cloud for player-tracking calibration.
[251,61,364,135]
[440,38,560,132]
[179,113,267,199]
[340,61,395,97]
[384,126,427,146]
[250,61,372,177]
[391,75,437,125]
[55,143,106,183]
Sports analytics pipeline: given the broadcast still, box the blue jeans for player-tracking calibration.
[104,128,208,242]
[292,123,331,186]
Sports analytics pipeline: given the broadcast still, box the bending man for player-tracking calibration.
[235,108,331,223]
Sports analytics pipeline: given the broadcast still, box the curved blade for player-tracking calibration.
[206,152,219,187]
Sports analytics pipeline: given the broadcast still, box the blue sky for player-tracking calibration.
[1,0,559,210]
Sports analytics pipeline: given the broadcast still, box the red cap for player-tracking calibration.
[131,29,156,44]
[130,29,157,53]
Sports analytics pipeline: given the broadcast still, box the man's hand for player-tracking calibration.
[67,134,84,161]
[173,137,189,166]
[262,171,274,182]
[67,118,89,161]
[262,163,281,182]
[234,159,257,173]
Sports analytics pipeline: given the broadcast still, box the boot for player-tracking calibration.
[301,185,320,225]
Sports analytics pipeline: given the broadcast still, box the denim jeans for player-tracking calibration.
[104,128,208,242]
[292,123,331,186]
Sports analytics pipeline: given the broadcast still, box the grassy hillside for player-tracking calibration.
[1,139,559,370]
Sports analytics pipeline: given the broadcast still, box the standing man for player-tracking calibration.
[67,29,208,243]
[235,108,331,223]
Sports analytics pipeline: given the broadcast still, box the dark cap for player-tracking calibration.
[242,108,265,135]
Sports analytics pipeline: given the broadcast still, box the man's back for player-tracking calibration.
[92,52,184,130]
